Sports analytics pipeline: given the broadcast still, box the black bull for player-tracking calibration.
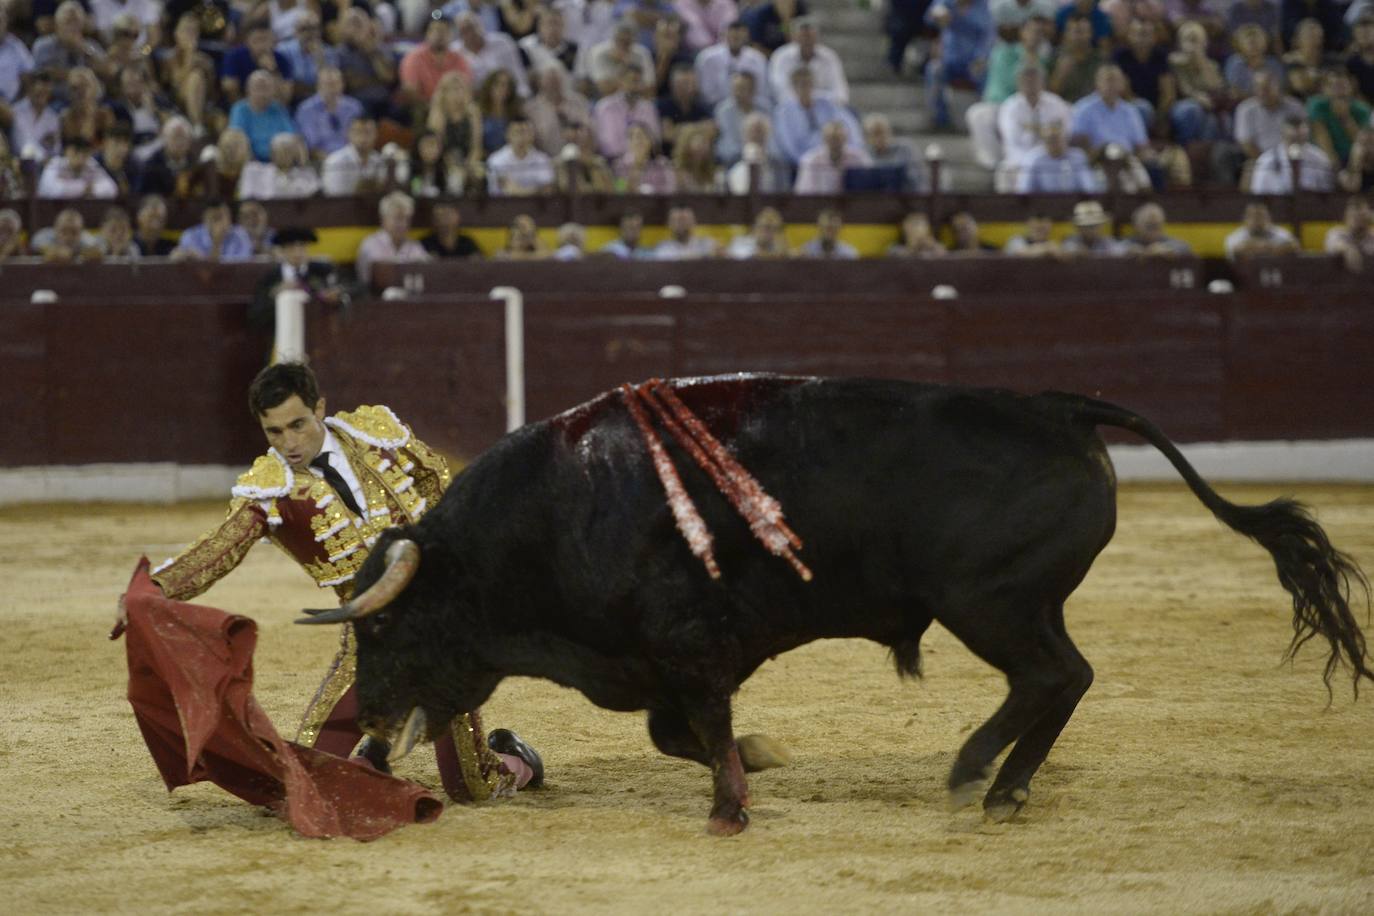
[300,376,1372,834]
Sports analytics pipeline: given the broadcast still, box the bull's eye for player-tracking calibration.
[361,611,391,636]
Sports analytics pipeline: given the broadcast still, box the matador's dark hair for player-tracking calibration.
[248,362,321,417]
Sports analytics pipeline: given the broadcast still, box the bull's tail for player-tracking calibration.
[1065,395,1373,697]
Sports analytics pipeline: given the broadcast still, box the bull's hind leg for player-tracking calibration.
[679,695,751,836]
[940,601,1089,819]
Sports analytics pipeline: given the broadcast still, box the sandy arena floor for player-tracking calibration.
[2,483,1373,914]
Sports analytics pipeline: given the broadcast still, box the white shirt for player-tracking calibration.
[695,42,770,109]
[10,98,61,162]
[311,428,368,518]
[653,236,718,260]
[37,157,118,198]
[0,34,34,103]
[1250,143,1336,194]
[997,90,1073,166]
[236,161,322,199]
[768,43,849,105]
[486,145,555,194]
[355,229,430,285]
[1224,224,1297,260]
[321,144,388,196]
[454,32,530,97]
[89,0,162,43]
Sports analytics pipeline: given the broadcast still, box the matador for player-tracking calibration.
[115,362,542,802]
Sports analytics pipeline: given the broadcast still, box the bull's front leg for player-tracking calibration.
[683,695,750,836]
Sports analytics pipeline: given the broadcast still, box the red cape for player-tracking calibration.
[120,558,442,840]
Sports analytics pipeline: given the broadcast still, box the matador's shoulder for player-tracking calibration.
[326,405,411,450]
[230,449,295,500]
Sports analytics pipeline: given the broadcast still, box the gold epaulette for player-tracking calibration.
[326,405,411,450]
[230,450,294,500]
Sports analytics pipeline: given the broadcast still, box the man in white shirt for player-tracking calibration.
[768,17,849,105]
[696,19,769,109]
[581,17,655,97]
[37,136,118,198]
[321,116,388,196]
[519,6,578,79]
[1224,202,1299,260]
[355,191,431,286]
[794,119,873,193]
[997,64,1072,191]
[0,8,33,105]
[1250,118,1336,194]
[652,205,719,259]
[10,70,61,162]
[454,11,530,97]
[487,117,556,194]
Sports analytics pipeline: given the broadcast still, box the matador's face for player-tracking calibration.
[259,395,328,471]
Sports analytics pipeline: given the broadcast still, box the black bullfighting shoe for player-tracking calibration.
[353,735,393,775]
[487,728,545,788]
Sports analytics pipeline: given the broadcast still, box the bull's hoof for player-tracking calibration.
[737,734,792,772]
[948,777,986,812]
[982,787,1029,823]
[707,807,749,837]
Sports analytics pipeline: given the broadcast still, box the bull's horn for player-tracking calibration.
[392,707,427,762]
[294,539,421,625]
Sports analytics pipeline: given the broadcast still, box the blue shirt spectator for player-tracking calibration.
[229,71,301,161]
[1053,0,1113,43]
[742,0,810,54]
[294,69,365,157]
[772,67,863,164]
[173,201,256,262]
[0,12,33,104]
[1015,144,1103,192]
[924,0,996,128]
[221,22,295,94]
[279,29,341,93]
[1071,83,1148,153]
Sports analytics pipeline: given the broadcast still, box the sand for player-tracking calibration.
[2,484,1373,914]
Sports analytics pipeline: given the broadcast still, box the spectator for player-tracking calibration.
[1280,1,1344,53]
[996,64,1074,191]
[356,191,431,284]
[697,21,769,110]
[1099,0,1167,35]
[1017,117,1103,192]
[1223,24,1285,99]
[600,210,649,258]
[864,113,925,191]
[428,71,487,180]
[1125,201,1192,256]
[238,132,322,198]
[650,16,695,98]
[250,227,345,334]
[993,0,1056,28]
[337,8,398,118]
[221,20,294,103]
[593,64,662,159]
[1251,116,1336,192]
[421,200,482,258]
[769,16,850,106]
[1223,200,1298,259]
[887,0,936,75]
[888,211,948,256]
[133,194,176,256]
[725,112,793,192]
[108,66,174,154]
[794,119,873,194]
[773,66,863,165]
[238,199,274,256]
[1003,212,1059,256]
[280,11,342,102]
[672,122,722,191]
[1349,16,1374,104]
[675,0,735,53]
[400,13,471,104]
[1228,0,1282,50]
[158,14,216,134]
[1053,0,1114,45]
[262,0,311,42]
[525,65,592,157]
[796,207,857,259]
[553,221,586,259]
[98,205,139,259]
[1324,195,1374,271]
[725,206,790,258]
[1048,14,1104,105]
[583,18,655,97]
[172,198,257,262]
[658,66,713,158]
[12,71,62,164]
[1338,125,1374,191]
[296,66,365,159]
[0,132,23,198]
[495,213,549,259]
[1163,0,1226,43]
[322,116,387,196]
[91,124,135,196]
[0,207,25,259]
[1113,17,1173,132]
[1071,65,1155,183]
[653,204,718,258]
[948,210,997,252]
[32,207,103,262]
[520,7,579,78]
[0,9,34,108]
[613,120,676,192]
[1281,18,1333,101]
[408,130,449,197]
[38,136,118,198]
[495,0,541,40]
[714,71,770,165]
[1060,200,1126,255]
[32,3,104,85]
[1230,70,1305,183]
[557,121,616,191]
[1309,70,1371,167]
[743,0,809,55]
[477,69,525,156]
[59,67,114,149]
[97,13,150,89]
[136,116,198,197]
[456,12,531,97]
[1167,20,1226,136]
[925,0,996,130]
[230,71,300,162]
[193,127,253,198]
[487,116,556,194]
[968,19,1048,169]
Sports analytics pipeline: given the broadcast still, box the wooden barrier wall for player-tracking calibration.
[1,256,1370,467]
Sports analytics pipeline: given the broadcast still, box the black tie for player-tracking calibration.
[311,453,362,516]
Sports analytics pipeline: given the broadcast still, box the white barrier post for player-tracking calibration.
[273,288,308,363]
[490,286,525,432]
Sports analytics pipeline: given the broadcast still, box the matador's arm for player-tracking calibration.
[149,499,270,601]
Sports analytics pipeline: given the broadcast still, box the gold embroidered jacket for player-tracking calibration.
[151,405,451,602]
